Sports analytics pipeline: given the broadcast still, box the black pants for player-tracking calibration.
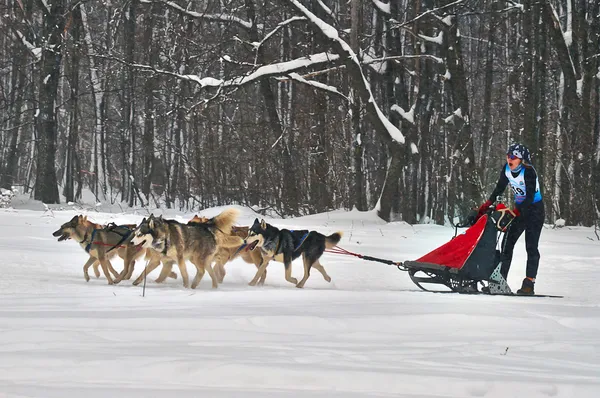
[500,201,544,279]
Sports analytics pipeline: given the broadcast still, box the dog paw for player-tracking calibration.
[248,280,257,286]
[84,274,90,282]
[132,280,140,286]
[325,276,332,283]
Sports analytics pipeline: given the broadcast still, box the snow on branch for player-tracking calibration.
[283,72,350,102]
[391,103,415,124]
[99,52,342,91]
[363,54,444,65]
[287,0,405,144]
[14,30,42,61]
[371,0,391,14]
[219,53,341,87]
[253,16,306,52]
[392,0,464,29]
[418,31,443,45]
[141,0,259,30]
[317,0,336,19]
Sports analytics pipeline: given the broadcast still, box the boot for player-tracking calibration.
[516,277,535,295]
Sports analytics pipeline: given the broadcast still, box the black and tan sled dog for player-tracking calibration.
[244,218,342,288]
[129,208,244,289]
[52,215,147,284]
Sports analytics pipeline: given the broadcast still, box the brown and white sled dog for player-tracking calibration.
[129,208,244,288]
[52,215,146,284]
[186,221,266,285]
[244,218,343,288]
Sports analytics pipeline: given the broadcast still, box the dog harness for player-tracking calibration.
[289,230,309,252]
[83,225,134,253]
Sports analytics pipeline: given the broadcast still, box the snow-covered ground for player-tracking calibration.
[0,205,599,397]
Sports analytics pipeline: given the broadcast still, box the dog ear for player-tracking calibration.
[149,218,155,229]
[260,219,267,229]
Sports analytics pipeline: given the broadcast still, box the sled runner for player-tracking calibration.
[326,204,561,297]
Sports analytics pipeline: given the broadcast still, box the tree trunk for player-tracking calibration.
[34,1,66,204]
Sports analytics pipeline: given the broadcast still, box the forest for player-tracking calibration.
[0,0,598,225]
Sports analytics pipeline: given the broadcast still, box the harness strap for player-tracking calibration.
[233,243,246,257]
[85,229,97,253]
[293,232,309,252]
[107,228,132,253]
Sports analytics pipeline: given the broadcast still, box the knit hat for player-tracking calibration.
[507,143,531,163]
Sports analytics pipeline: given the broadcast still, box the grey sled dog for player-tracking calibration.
[129,208,244,288]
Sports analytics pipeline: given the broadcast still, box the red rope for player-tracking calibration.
[325,246,364,258]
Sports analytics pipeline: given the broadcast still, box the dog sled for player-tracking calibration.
[327,204,561,297]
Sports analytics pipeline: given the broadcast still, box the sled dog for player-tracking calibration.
[52,216,144,284]
[244,218,342,288]
[129,208,244,288]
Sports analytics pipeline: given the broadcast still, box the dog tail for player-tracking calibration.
[325,231,343,249]
[212,207,241,235]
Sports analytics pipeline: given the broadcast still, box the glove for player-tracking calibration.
[477,200,493,218]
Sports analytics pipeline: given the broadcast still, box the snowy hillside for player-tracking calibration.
[0,206,599,397]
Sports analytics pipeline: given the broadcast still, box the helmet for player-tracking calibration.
[507,143,531,163]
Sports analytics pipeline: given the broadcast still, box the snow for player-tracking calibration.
[391,104,415,124]
[1,202,599,397]
[563,30,573,47]
[144,0,259,30]
[442,15,453,26]
[371,0,391,14]
[286,73,348,101]
[418,31,444,45]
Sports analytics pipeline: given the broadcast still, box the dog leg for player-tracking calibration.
[248,258,270,286]
[177,257,190,288]
[132,258,161,286]
[155,261,174,283]
[193,256,218,289]
[98,257,115,285]
[108,261,121,281]
[82,257,97,282]
[284,255,298,286]
[312,260,331,283]
[125,248,145,280]
[114,249,132,284]
[295,256,311,288]
[256,259,267,286]
[215,261,226,284]
[93,262,101,278]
